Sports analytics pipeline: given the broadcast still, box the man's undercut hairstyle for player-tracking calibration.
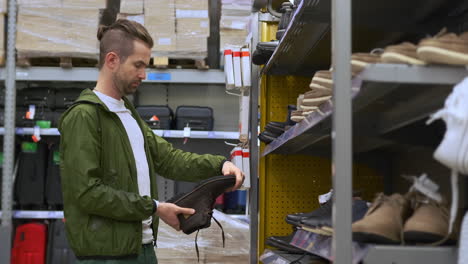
[97,19,153,69]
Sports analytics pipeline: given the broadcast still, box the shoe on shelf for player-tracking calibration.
[351,52,382,74]
[302,93,332,107]
[417,29,468,65]
[310,70,334,92]
[287,197,332,227]
[352,193,412,244]
[381,42,426,65]
[276,2,295,41]
[252,41,279,65]
[258,130,281,144]
[264,122,286,136]
[300,199,369,236]
[290,110,305,123]
[265,231,306,254]
[427,77,468,173]
[403,191,455,244]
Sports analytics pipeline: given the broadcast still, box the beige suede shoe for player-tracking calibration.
[381,42,426,65]
[403,192,455,244]
[352,193,412,244]
[417,29,468,65]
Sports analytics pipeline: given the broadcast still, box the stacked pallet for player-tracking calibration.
[16,0,105,67]
[119,0,209,68]
[220,0,252,50]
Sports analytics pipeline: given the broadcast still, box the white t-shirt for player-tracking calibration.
[94,90,154,244]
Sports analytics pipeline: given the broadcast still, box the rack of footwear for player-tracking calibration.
[255,0,468,263]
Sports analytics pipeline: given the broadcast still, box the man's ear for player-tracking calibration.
[105,52,120,70]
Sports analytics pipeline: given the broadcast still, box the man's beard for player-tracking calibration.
[112,71,137,96]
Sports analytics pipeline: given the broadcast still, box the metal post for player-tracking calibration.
[249,11,260,264]
[1,0,17,262]
[331,0,352,262]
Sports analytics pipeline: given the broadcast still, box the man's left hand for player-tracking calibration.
[222,161,245,191]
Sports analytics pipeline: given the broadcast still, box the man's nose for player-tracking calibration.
[139,70,146,80]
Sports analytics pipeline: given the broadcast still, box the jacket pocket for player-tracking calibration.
[86,214,114,251]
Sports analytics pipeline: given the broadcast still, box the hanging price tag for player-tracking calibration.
[26,105,36,120]
[32,125,41,142]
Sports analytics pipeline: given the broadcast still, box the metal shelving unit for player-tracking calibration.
[0,127,239,139]
[0,211,64,219]
[0,2,241,263]
[256,0,466,263]
[263,64,468,156]
[0,67,225,84]
[363,245,457,264]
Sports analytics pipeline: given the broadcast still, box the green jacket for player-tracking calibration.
[58,89,225,258]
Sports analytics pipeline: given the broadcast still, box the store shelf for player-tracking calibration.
[0,211,64,219]
[0,127,239,139]
[259,249,322,264]
[0,67,225,84]
[362,245,457,264]
[263,64,467,156]
[261,0,464,75]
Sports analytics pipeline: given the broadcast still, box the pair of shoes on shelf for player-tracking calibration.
[352,174,458,245]
[252,41,279,65]
[259,105,296,144]
[381,28,468,66]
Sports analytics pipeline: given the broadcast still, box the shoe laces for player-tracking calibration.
[427,77,468,125]
[194,216,225,262]
[366,193,407,243]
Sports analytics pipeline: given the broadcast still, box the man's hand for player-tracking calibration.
[156,202,195,231]
[222,161,245,191]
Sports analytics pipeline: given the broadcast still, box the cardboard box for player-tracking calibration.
[177,18,209,36]
[220,29,249,50]
[145,0,177,55]
[176,35,207,56]
[16,7,99,58]
[117,13,145,25]
[175,0,208,10]
[18,0,105,9]
[120,0,143,14]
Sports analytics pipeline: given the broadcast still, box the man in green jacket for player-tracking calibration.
[58,19,244,263]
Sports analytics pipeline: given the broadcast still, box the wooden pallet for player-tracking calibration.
[17,54,98,68]
[151,56,209,70]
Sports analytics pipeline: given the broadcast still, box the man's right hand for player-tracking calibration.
[156,202,195,231]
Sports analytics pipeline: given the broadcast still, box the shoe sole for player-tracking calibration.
[300,105,318,111]
[303,96,332,105]
[309,83,333,95]
[381,52,426,65]
[403,231,452,244]
[312,77,333,90]
[302,226,333,236]
[417,46,468,65]
[352,232,400,244]
[351,60,368,72]
[291,116,305,122]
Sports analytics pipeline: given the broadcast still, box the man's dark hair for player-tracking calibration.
[97,19,154,69]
